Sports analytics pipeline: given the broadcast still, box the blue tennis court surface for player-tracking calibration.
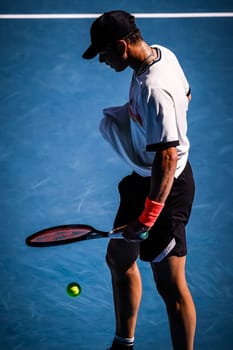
[0,1,233,349]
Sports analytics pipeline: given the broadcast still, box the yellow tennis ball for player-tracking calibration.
[66,282,81,297]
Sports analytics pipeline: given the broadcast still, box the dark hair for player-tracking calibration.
[122,29,143,44]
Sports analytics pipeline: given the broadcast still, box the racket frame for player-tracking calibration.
[25,224,123,247]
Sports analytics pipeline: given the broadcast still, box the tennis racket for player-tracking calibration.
[25,224,149,247]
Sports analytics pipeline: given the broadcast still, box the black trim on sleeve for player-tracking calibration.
[146,140,179,152]
[186,87,191,97]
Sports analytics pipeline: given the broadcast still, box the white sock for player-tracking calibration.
[114,335,134,346]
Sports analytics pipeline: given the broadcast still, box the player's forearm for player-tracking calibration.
[137,147,177,230]
[148,147,178,203]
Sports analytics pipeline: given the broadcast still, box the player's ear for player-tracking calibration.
[117,40,128,57]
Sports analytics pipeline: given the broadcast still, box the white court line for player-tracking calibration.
[0,12,233,19]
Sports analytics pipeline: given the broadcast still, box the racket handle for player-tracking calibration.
[109,230,149,241]
[110,225,127,239]
[110,232,123,239]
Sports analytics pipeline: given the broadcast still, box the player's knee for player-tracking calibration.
[156,280,175,303]
[156,278,189,307]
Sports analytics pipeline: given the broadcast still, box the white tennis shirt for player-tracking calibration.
[100,45,191,178]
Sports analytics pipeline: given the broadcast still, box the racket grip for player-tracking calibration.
[110,225,127,239]
[110,226,149,241]
[111,233,123,239]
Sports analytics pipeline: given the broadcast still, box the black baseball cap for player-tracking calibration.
[82,10,138,59]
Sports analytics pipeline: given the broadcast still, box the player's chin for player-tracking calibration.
[114,66,127,72]
[113,63,128,72]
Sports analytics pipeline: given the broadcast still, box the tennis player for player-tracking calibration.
[83,10,196,350]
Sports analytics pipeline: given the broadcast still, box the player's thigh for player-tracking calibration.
[151,256,188,300]
[106,238,140,273]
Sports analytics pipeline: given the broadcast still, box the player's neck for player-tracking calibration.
[128,42,158,74]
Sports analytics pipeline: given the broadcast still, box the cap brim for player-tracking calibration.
[82,45,99,59]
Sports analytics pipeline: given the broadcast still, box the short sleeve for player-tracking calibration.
[145,88,179,151]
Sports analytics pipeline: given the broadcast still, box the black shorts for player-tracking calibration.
[113,161,195,262]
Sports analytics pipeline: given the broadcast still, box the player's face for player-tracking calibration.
[99,43,128,72]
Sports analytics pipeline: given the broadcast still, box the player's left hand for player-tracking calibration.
[122,220,149,242]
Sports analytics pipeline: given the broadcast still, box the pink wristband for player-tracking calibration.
[139,197,164,228]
